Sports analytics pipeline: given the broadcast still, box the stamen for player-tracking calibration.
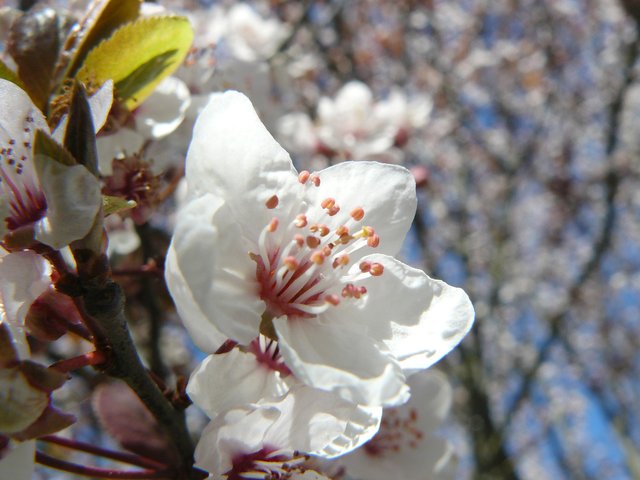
[310,174,321,186]
[294,234,304,247]
[294,214,307,227]
[283,256,299,271]
[298,171,310,184]
[359,261,372,273]
[265,195,279,209]
[267,218,279,232]
[367,234,380,248]
[370,263,384,276]
[336,225,349,237]
[306,236,320,248]
[351,207,365,221]
[332,254,350,269]
[321,198,335,209]
[310,251,325,265]
[325,294,340,306]
[327,205,340,216]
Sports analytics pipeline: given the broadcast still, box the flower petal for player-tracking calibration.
[33,157,101,249]
[347,254,474,373]
[187,348,289,419]
[274,316,409,407]
[313,161,416,257]
[0,251,50,358]
[186,90,301,240]
[136,76,191,139]
[166,193,263,347]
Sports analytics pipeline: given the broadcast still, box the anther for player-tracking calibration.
[336,225,349,237]
[265,195,279,209]
[322,245,332,257]
[332,254,350,269]
[350,207,365,221]
[267,218,279,232]
[294,234,305,247]
[310,251,325,265]
[306,236,321,248]
[310,174,321,186]
[367,234,380,248]
[359,261,372,273]
[298,171,310,184]
[362,226,375,237]
[325,294,340,306]
[319,225,330,236]
[370,263,384,276]
[295,214,308,228]
[321,198,335,209]
[283,256,299,271]
[327,205,340,216]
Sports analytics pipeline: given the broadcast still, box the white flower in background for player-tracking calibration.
[194,387,379,479]
[0,79,111,249]
[166,91,474,407]
[281,82,432,165]
[97,76,191,175]
[105,214,141,257]
[337,369,457,480]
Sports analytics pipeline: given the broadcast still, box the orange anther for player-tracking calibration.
[336,225,349,237]
[311,174,321,186]
[319,225,330,237]
[294,234,305,247]
[327,205,340,216]
[359,261,372,273]
[350,207,365,221]
[367,234,380,248]
[295,214,308,228]
[306,236,321,248]
[265,195,279,209]
[370,263,384,276]
[283,256,299,271]
[325,294,340,306]
[310,251,325,265]
[321,198,335,209]
[267,218,279,232]
[298,171,310,184]
[362,226,375,237]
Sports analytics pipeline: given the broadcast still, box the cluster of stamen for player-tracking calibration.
[363,408,424,457]
[248,336,292,377]
[252,170,385,319]
[227,448,309,480]
[0,114,46,230]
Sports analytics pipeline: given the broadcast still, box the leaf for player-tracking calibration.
[76,16,193,110]
[7,7,62,110]
[103,195,137,216]
[33,130,76,167]
[61,0,141,79]
[92,381,180,464]
[0,59,23,88]
[64,81,99,176]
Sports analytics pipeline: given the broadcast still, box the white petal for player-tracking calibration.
[313,161,416,257]
[166,194,263,347]
[0,441,35,480]
[347,255,474,373]
[0,251,50,358]
[33,156,101,249]
[187,349,289,419]
[136,76,191,139]
[274,317,409,407]
[186,90,301,240]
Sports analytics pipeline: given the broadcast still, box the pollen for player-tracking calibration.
[267,218,279,232]
[310,251,325,265]
[370,263,384,276]
[350,207,365,221]
[298,170,310,184]
[295,214,307,228]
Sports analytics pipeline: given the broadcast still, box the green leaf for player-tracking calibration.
[7,6,62,110]
[33,129,76,167]
[0,59,23,88]
[64,81,99,176]
[103,196,137,216]
[76,16,193,110]
[61,0,141,79]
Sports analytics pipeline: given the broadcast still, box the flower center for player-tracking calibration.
[0,115,46,232]
[248,336,292,377]
[363,408,424,457]
[251,171,384,320]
